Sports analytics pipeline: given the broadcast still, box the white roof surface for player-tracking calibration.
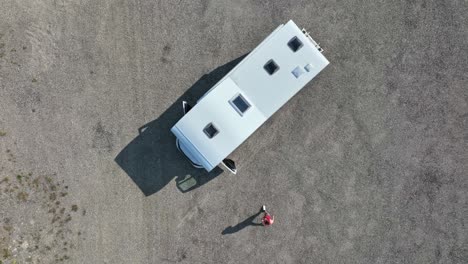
[171,20,329,171]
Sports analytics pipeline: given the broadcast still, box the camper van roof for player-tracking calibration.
[171,20,329,171]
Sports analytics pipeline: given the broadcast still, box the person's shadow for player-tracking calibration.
[222,211,263,235]
[114,54,247,196]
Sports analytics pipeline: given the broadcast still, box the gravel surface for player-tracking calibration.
[0,0,467,263]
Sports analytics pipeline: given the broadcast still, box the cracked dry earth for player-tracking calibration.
[0,136,84,264]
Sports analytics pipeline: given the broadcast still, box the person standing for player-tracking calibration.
[261,205,274,226]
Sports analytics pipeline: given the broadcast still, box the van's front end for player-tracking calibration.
[171,125,214,171]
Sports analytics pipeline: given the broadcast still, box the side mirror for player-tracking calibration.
[182,101,192,115]
[221,159,237,174]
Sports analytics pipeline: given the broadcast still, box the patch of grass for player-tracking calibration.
[31,78,37,83]
[32,177,40,187]
[45,176,52,183]
[3,225,13,232]
[0,177,9,184]
[71,205,78,212]
[0,131,6,137]
[51,215,60,224]
[17,191,29,202]
[2,248,12,258]
[64,215,72,223]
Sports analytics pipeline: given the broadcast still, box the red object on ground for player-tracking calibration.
[262,213,274,226]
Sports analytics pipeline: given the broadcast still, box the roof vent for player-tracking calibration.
[264,59,279,75]
[292,66,305,78]
[288,37,303,52]
[203,123,219,139]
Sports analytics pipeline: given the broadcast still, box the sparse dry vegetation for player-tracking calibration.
[1,149,84,263]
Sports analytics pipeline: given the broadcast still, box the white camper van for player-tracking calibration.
[171,20,329,174]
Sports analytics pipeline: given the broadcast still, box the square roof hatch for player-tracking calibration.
[292,66,305,78]
[304,63,314,72]
[203,123,219,139]
[288,36,303,52]
[264,59,279,75]
[230,94,251,116]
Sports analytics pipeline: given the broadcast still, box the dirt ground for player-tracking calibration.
[0,0,467,263]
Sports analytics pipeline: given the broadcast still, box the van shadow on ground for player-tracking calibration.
[114,54,247,196]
